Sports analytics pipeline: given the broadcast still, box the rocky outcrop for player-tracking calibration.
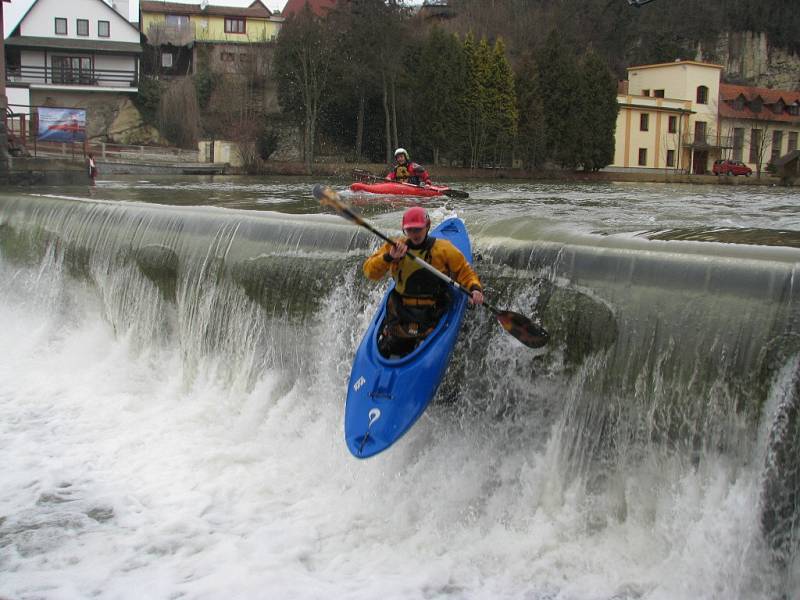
[700,31,800,90]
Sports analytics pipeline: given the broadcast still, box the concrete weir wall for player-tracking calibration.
[0,157,87,186]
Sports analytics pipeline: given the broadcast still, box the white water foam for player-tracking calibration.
[0,258,792,599]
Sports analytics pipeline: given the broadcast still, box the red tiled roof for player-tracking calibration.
[140,1,272,18]
[719,83,800,124]
[281,0,338,17]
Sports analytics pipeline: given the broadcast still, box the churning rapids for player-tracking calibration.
[0,176,798,599]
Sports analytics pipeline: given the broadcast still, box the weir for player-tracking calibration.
[1,191,798,591]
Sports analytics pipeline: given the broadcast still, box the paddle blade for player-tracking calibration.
[313,184,364,225]
[494,310,549,348]
[443,189,469,199]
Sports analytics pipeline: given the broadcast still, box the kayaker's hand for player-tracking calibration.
[389,241,407,261]
[469,290,484,306]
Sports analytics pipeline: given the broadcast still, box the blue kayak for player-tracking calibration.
[345,217,473,458]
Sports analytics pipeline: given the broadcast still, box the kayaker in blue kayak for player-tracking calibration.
[386,148,432,187]
[363,206,484,357]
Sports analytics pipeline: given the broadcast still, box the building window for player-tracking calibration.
[640,113,649,131]
[749,129,762,163]
[694,121,707,144]
[77,19,89,36]
[771,130,783,162]
[638,148,647,166]
[225,17,246,33]
[51,56,93,84]
[55,17,67,35]
[789,103,800,116]
[733,128,744,162]
[789,132,798,153]
[734,96,745,110]
[696,85,709,104]
[98,21,110,37]
[161,52,173,68]
[220,52,236,62]
[642,89,650,97]
[668,115,677,133]
[165,14,189,28]
[666,149,675,167]
[654,89,665,98]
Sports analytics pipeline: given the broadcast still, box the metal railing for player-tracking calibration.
[7,65,138,88]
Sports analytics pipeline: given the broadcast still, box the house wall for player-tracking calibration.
[141,12,279,44]
[21,0,140,43]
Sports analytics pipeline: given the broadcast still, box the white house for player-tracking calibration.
[5,0,142,110]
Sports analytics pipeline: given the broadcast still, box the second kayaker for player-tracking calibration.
[385,148,432,187]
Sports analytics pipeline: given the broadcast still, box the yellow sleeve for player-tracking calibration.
[363,241,395,280]
[437,240,482,291]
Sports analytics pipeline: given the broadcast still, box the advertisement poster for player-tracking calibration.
[36,107,86,142]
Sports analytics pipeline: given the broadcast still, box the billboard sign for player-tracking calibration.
[37,107,86,142]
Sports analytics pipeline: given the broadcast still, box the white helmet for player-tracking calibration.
[394,147,408,159]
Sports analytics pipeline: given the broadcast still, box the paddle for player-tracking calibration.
[352,168,470,199]
[313,184,549,349]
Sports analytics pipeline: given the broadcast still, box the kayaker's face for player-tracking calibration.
[404,226,427,245]
[396,153,407,165]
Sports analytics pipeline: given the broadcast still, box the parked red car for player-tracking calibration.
[712,159,752,176]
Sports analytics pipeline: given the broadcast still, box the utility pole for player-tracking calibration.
[0,0,10,170]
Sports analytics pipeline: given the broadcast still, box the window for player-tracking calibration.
[98,21,110,37]
[696,85,709,104]
[239,53,250,62]
[654,89,665,98]
[733,128,744,162]
[220,52,236,62]
[666,149,675,167]
[640,113,649,131]
[51,56,93,84]
[225,17,246,33]
[789,103,800,116]
[668,115,677,134]
[749,129,762,163]
[161,52,173,68]
[55,17,67,35]
[694,121,707,144]
[77,19,89,36]
[165,14,189,28]
[638,148,647,166]
[734,96,745,110]
[771,131,783,162]
[642,89,650,97]
[789,132,798,153]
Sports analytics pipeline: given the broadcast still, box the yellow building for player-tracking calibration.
[612,60,800,175]
[139,0,283,76]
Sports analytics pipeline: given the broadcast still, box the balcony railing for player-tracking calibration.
[682,134,734,149]
[7,65,138,88]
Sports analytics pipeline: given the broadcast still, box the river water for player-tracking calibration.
[0,175,798,599]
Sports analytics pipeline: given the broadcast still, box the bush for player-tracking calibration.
[133,77,162,127]
[256,128,279,160]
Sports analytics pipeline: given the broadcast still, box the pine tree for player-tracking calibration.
[579,49,619,171]
[516,55,546,170]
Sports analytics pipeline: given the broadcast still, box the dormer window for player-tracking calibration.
[696,85,709,104]
[773,100,785,115]
[734,95,745,110]
[789,103,800,116]
[55,17,67,35]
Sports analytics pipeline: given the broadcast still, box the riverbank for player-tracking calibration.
[256,160,791,186]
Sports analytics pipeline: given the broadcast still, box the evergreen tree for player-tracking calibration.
[515,55,546,170]
[413,28,467,166]
[579,49,619,171]
[537,31,582,168]
[485,38,518,167]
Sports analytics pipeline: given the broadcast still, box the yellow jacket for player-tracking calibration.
[363,236,482,298]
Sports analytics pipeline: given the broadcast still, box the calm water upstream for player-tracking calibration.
[0,174,798,599]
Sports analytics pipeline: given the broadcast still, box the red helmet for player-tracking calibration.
[402,206,430,229]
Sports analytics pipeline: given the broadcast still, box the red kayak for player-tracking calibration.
[350,181,448,197]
